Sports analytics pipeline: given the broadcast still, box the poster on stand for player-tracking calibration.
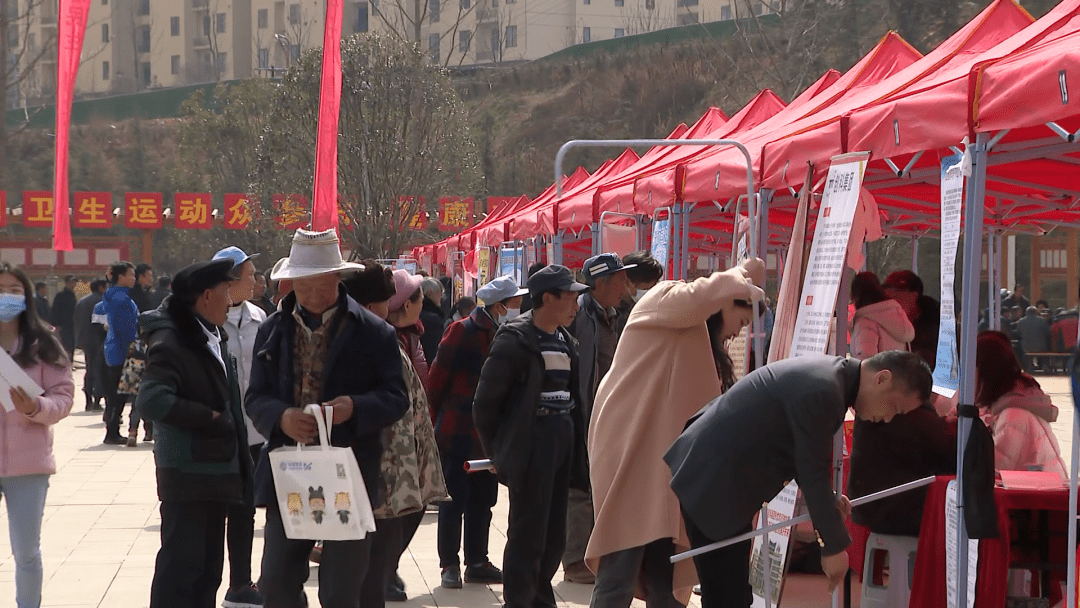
[933,154,964,398]
[478,249,491,288]
[651,219,670,279]
[749,482,802,608]
[499,247,523,285]
[790,153,868,356]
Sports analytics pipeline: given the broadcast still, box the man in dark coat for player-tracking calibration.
[33,283,50,323]
[428,276,526,589]
[131,263,155,312]
[135,259,252,608]
[51,275,78,357]
[419,277,447,364]
[664,351,931,607]
[246,228,409,608]
[473,265,590,608]
[148,275,172,310]
[75,279,108,411]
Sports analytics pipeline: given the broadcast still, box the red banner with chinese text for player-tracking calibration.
[23,192,54,228]
[400,196,428,230]
[0,192,7,228]
[174,193,213,229]
[223,194,254,229]
[125,193,163,229]
[438,197,474,232]
[73,192,112,228]
[274,194,311,230]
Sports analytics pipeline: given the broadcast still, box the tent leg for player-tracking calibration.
[956,132,989,608]
[554,230,564,266]
[591,222,601,257]
[911,236,919,270]
[680,203,693,280]
[1067,375,1078,608]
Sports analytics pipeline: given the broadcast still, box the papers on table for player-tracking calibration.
[0,347,43,413]
[998,470,1066,490]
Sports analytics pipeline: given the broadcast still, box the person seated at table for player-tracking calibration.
[849,272,914,360]
[848,398,957,537]
[976,331,1067,478]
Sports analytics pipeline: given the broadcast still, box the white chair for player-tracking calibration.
[860,533,920,608]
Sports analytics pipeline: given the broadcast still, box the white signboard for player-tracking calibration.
[945,480,978,608]
[933,154,964,398]
[790,153,868,356]
[651,218,670,279]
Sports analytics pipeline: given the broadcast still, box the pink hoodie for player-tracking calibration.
[0,340,74,477]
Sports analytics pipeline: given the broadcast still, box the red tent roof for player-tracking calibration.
[476,167,591,246]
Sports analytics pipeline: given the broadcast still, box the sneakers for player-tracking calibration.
[126,432,138,448]
[222,582,264,608]
[103,433,126,445]
[440,566,463,589]
[464,562,503,585]
[562,561,595,584]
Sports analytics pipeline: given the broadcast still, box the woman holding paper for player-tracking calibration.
[0,262,75,608]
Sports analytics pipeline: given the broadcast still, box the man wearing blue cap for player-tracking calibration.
[563,253,635,583]
[473,265,590,608]
[213,247,266,608]
[429,275,527,590]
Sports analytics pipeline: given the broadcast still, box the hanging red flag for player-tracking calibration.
[52,0,93,251]
[311,0,343,232]
[0,192,6,227]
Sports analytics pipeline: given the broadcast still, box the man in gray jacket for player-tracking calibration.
[665,351,931,607]
[563,253,634,583]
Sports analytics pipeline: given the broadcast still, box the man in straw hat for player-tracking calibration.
[134,258,251,607]
[247,228,409,608]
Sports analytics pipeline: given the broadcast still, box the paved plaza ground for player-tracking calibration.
[0,362,1073,608]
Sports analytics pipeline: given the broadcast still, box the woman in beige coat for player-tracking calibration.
[586,259,765,607]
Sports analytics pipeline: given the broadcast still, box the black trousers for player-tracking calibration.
[682,510,753,608]
[150,500,229,608]
[102,363,125,436]
[358,511,424,608]
[259,501,373,608]
[438,453,499,568]
[225,445,263,589]
[589,539,684,608]
[504,414,574,608]
[82,344,104,409]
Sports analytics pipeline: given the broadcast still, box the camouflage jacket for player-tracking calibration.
[373,347,449,519]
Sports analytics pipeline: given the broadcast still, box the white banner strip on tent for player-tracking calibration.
[933,153,965,398]
[790,152,868,356]
[946,480,978,608]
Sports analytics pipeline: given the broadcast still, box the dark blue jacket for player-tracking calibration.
[245,287,409,506]
[94,286,139,366]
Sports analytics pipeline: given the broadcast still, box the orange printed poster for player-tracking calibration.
[125,193,163,229]
[174,193,213,229]
[223,194,254,229]
[73,192,112,228]
[22,191,54,228]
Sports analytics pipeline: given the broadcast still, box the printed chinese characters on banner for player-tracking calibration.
[174,193,213,229]
[124,193,163,229]
[22,192,54,228]
[224,194,254,230]
[274,194,310,230]
[73,192,112,228]
[400,196,428,230]
[439,197,474,231]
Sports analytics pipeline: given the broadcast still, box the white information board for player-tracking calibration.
[651,218,670,279]
[933,154,964,398]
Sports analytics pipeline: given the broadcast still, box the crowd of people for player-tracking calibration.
[0,228,1074,608]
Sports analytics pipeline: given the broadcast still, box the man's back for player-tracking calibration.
[75,292,105,351]
[1017,314,1052,353]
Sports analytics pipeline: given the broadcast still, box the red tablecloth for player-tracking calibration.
[909,476,1071,608]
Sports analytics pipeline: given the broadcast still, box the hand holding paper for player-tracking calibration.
[0,348,44,413]
[9,386,37,415]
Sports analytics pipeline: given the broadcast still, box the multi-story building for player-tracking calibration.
[2,0,763,108]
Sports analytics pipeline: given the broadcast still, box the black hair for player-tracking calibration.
[343,260,395,305]
[623,251,664,285]
[705,299,755,392]
[1036,299,1050,308]
[157,276,171,289]
[34,282,46,291]
[63,275,76,283]
[851,272,891,309]
[90,279,108,293]
[0,263,67,368]
[863,350,933,402]
[455,297,476,316]
[109,262,135,284]
[529,288,565,310]
[135,263,153,279]
[528,263,546,278]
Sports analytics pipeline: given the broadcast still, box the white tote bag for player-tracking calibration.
[269,404,377,541]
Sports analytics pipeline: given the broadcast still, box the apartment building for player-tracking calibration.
[3,0,760,108]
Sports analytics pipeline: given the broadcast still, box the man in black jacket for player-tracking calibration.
[246,228,409,608]
[473,265,590,608]
[419,277,446,364]
[131,263,155,312]
[135,259,251,608]
[74,279,108,411]
[665,351,931,607]
[51,275,78,358]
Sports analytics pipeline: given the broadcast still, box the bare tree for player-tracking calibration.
[126,6,165,92]
[371,0,479,67]
[274,1,316,69]
[622,0,665,36]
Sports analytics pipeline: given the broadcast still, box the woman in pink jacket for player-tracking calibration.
[0,263,75,608]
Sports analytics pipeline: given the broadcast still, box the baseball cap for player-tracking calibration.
[388,270,424,312]
[882,270,924,295]
[212,246,260,275]
[476,276,528,306]
[582,253,637,283]
[527,265,589,296]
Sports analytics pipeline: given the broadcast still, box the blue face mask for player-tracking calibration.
[0,293,26,322]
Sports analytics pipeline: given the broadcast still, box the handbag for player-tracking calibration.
[117,340,147,396]
[268,404,377,541]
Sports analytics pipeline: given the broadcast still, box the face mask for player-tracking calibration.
[0,294,27,322]
[632,289,649,303]
[503,308,520,324]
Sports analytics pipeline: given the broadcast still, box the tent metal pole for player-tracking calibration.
[911,236,919,270]
[956,132,989,608]
[672,204,683,280]
[988,232,997,331]
[754,190,773,370]
[681,203,694,280]
[591,222,601,257]
[1067,369,1078,608]
[554,230,564,266]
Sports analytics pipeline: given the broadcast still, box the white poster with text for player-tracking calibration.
[945,480,978,608]
[651,218,671,279]
[933,154,964,397]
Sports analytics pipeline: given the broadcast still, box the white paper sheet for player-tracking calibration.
[0,347,44,413]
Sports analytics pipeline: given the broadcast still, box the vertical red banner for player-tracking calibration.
[311,0,344,232]
[0,192,6,228]
[52,0,93,251]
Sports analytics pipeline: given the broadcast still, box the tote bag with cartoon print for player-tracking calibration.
[269,404,376,540]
